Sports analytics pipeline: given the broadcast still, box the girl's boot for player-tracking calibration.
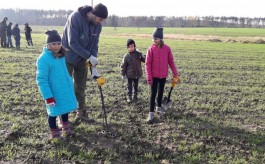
[62,121,75,137]
[49,128,64,142]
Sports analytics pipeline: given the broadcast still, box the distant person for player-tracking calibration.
[62,3,108,120]
[12,24,21,50]
[120,39,145,103]
[0,17,8,48]
[24,23,33,46]
[6,22,13,48]
[36,30,77,141]
[145,27,180,124]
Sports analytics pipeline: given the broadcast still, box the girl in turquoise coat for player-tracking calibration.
[36,30,77,141]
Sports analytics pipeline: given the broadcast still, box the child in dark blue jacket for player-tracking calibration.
[12,24,20,50]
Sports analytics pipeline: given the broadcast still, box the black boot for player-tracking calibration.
[133,94,138,101]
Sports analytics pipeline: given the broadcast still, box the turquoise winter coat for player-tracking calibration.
[36,47,77,116]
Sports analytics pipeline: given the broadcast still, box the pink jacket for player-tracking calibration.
[145,43,178,81]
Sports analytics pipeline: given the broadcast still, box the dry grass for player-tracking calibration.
[117,33,265,44]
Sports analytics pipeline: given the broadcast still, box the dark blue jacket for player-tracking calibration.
[12,27,20,40]
[24,26,32,40]
[62,9,102,65]
[7,24,12,37]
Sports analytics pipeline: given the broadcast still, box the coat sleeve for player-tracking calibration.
[145,47,153,80]
[139,52,145,63]
[120,54,128,76]
[36,57,53,100]
[66,14,97,59]
[168,47,178,77]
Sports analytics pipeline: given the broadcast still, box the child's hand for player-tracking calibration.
[45,97,56,107]
[121,76,127,80]
[173,76,181,84]
[147,79,153,86]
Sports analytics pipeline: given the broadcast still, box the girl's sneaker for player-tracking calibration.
[146,112,155,124]
[133,94,138,101]
[127,96,132,103]
[156,107,165,114]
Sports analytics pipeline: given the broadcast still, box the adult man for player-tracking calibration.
[0,17,8,48]
[62,3,108,120]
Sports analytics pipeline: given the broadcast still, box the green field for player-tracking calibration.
[0,27,265,163]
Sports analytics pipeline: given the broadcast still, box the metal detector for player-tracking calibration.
[87,61,108,132]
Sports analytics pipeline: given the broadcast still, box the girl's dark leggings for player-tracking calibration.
[48,113,68,129]
[150,78,166,112]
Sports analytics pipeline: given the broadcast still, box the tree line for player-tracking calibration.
[1,8,265,28]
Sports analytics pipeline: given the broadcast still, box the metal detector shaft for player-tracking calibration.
[87,61,108,131]
[98,85,108,131]
[167,87,173,103]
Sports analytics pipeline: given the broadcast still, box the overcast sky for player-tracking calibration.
[2,0,265,18]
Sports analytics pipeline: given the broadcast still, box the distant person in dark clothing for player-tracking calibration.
[12,24,21,50]
[6,22,13,48]
[24,23,33,46]
[0,17,8,48]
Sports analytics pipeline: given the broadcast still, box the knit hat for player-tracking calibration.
[92,3,108,19]
[152,27,163,40]
[127,39,136,47]
[45,30,61,44]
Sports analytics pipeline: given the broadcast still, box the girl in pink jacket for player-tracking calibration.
[145,27,180,124]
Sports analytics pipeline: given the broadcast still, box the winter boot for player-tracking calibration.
[75,109,94,122]
[49,128,64,142]
[156,107,165,114]
[133,94,138,101]
[127,95,132,103]
[61,121,75,137]
[146,112,155,124]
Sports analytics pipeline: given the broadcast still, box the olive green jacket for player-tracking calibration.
[120,50,145,79]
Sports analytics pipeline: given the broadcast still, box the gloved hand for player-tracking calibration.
[173,76,181,84]
[45,97,55,107]
[89,55,98,66]
[121,76,127,80]
[147,79,153,86]
[91,66,100,79]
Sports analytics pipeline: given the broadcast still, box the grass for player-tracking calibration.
[0,27,265,163]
